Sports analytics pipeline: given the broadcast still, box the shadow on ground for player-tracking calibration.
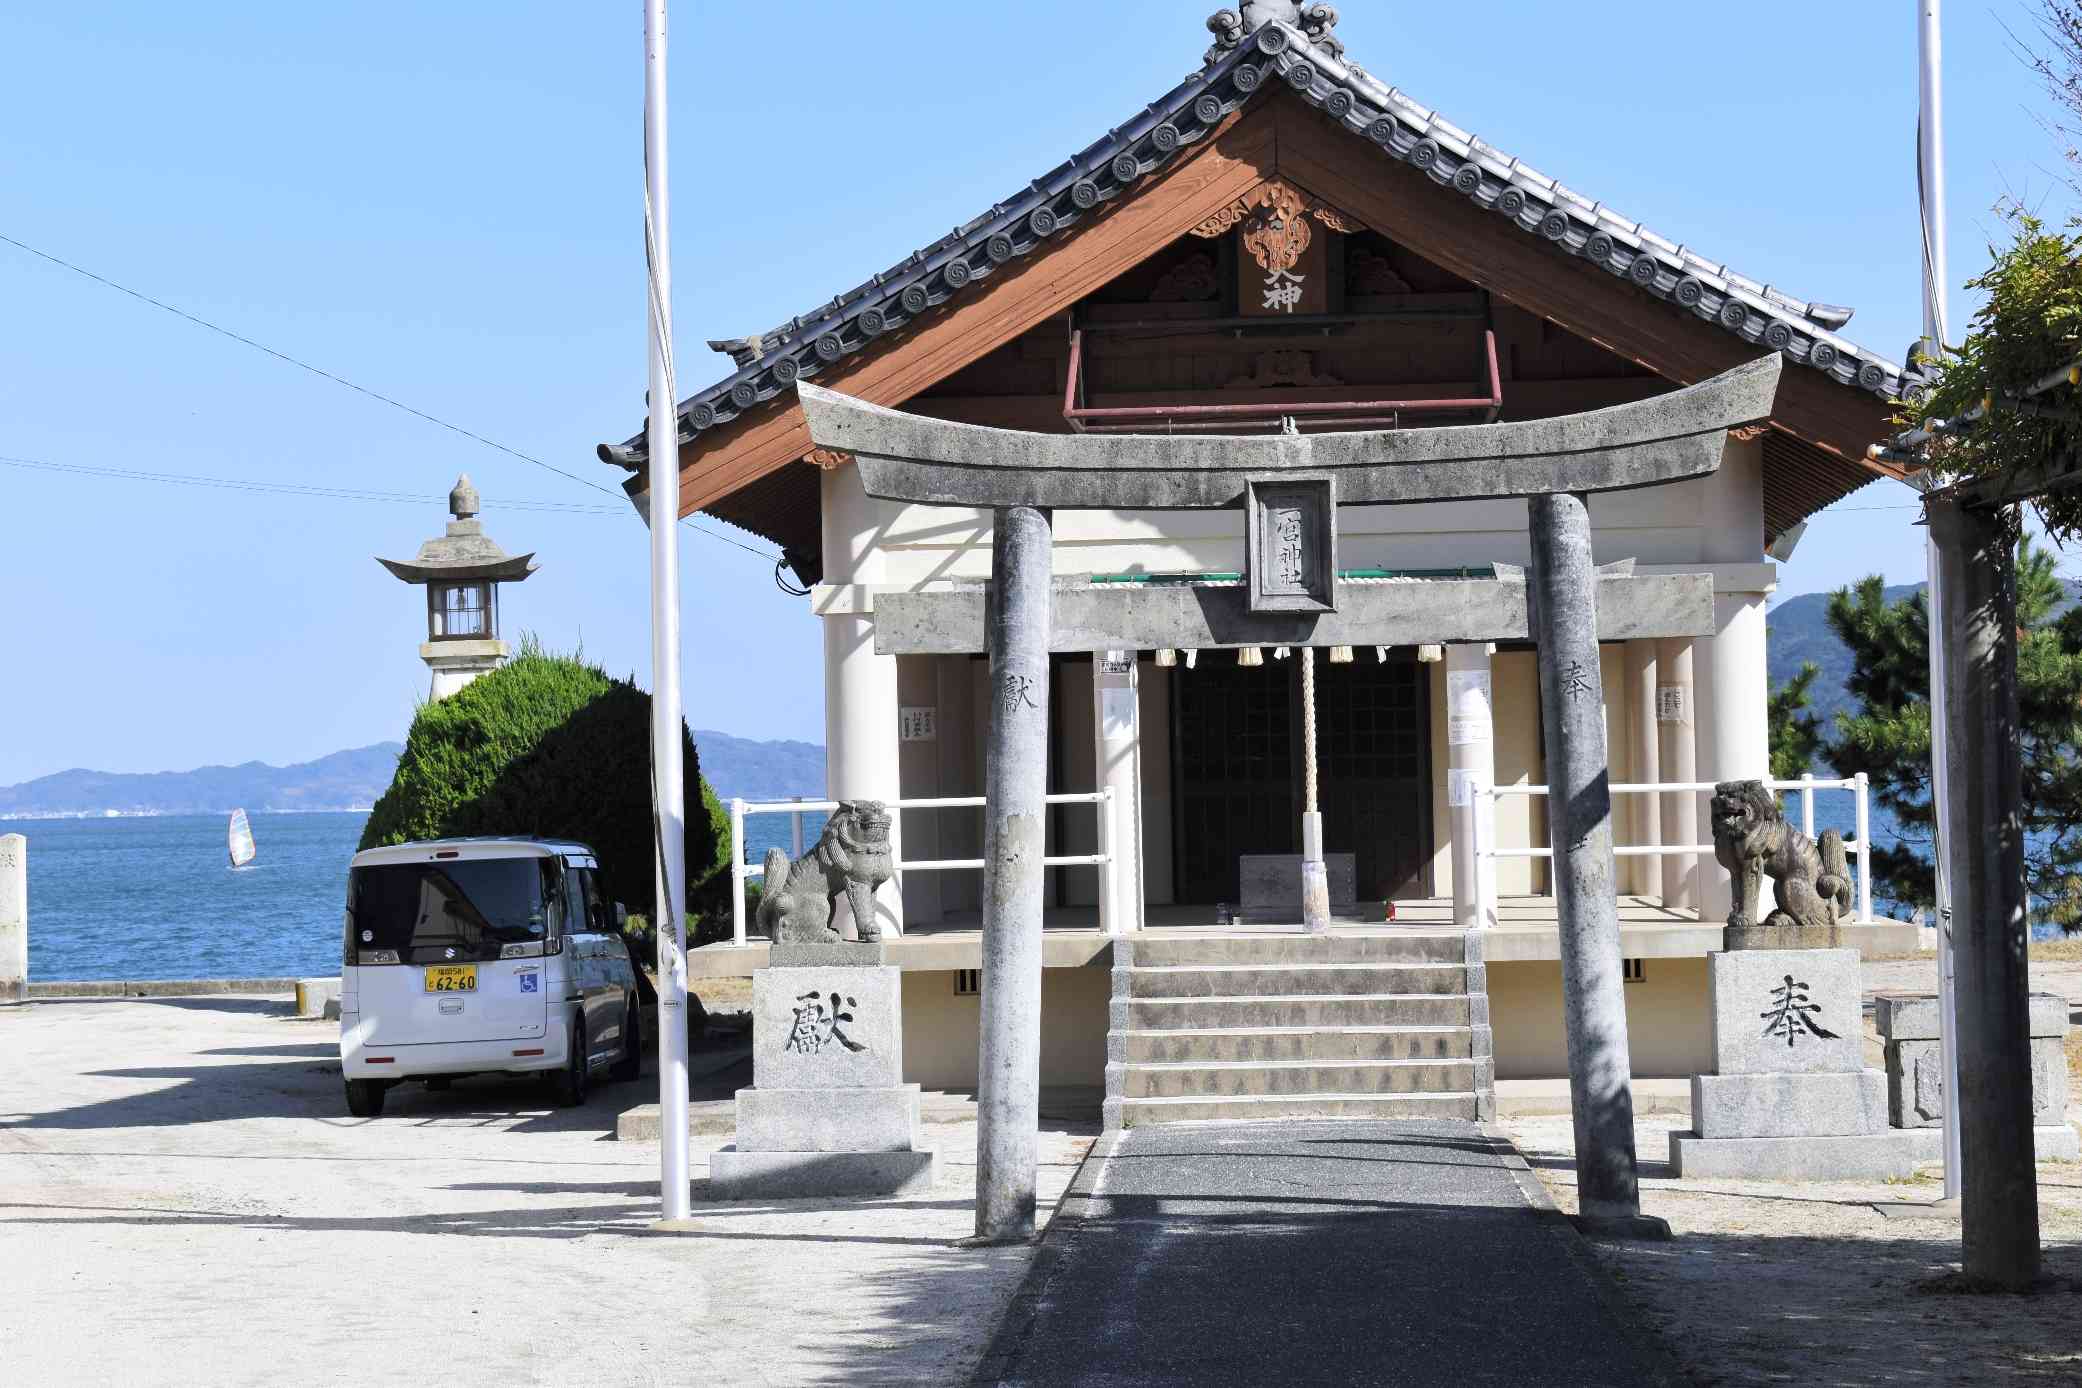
[1580,1226,2082,1385]
[1,997,640,1136]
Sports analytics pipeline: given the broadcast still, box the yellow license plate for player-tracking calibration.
[423,964,477,993]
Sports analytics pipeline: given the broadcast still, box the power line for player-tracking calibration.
[0,453,627,513]
[0,230,781,562]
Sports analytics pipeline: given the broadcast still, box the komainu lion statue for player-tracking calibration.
[757,800,895,944]
[1709,779,1852,932]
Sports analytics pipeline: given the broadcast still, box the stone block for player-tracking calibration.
[768,940,888,969]
[1724,924,1867,952]
[0,833,24,1007]
[1884,1032,2070,1128]
[1897,1124,2081,1164]
[1709,948,1863,1076]
[1875,991,2068,1042]
[735,1085,922,1154]
[1691,1070,1888,1139]
[1667,1129,1921,1181]
[708,1148,939,1200]
[295,978,341,1019]
[1240,854,1356,917]
[751,965,903,1090]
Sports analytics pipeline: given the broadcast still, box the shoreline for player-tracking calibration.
[22,977,304,999]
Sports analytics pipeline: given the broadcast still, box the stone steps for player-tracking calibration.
[1123,993,1473,1029]
[1104,934,1495,1131]
[1124,963,1468,998]
[1120,1024,1472,1065]
[1128,933,1464,967]
[1113,1091,1483,1126]
[1123,1057,1478,1099]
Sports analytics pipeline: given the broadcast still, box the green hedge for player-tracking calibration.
[358,645,728,922]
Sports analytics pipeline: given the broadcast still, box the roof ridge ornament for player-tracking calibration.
[1206,3,1343,66]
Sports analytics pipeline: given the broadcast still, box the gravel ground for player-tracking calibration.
[1507,1115,2082,1386]
[0,996,1091,1388]
[1501,950,2082,1386]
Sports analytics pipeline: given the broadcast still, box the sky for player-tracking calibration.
[0,1,2070,787]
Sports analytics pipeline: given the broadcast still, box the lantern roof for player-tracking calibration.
[376,473,540,585]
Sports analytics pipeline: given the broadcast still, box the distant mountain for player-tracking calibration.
[1767,577,2082,737]
[0,743,405,818]
[693,729,826,803]
[0,727,830,818]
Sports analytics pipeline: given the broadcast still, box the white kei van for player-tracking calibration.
[338,838,642,1117]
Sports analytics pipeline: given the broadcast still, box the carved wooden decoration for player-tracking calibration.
[1191,179,1362,275]
[1346,245,1414,297]
[803,447,855,470]
[1151,252,1219,303]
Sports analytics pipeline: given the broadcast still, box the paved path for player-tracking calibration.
[978,1121,1674,1388]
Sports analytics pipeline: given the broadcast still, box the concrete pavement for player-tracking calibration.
[977,1121,1677,1387]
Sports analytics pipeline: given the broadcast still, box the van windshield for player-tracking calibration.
[349,858,556,964]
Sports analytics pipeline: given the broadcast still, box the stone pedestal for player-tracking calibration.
[1670,949,1920,1179]
[1875,992,2078,1160]
[710,956,937,1199]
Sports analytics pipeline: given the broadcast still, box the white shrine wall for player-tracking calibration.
[815,435,1775,918]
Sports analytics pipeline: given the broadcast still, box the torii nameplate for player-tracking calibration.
[794,354,1780,511]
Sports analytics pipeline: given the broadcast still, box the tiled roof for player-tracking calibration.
[599,17,1912,471]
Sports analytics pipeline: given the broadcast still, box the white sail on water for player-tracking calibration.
[227,808,256,868]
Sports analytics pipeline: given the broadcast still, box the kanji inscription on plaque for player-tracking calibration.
[1245,476,1337,614]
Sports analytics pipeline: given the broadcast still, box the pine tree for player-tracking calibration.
[1821,543,2082,925]
[1767,661,1824,782]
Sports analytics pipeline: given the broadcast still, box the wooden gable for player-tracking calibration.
[674,90,1900,574]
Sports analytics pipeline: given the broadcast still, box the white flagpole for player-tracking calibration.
[1917,0,1963,1203]
[644,0,692,1226]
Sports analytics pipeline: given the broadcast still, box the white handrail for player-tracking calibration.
[725,788,1117,945]
[1473,775,1876,923]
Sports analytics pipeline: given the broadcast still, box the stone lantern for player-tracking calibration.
[377,475,538,700]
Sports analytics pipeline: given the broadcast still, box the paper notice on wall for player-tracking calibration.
[1656,686,1688,725]
[899,707,937,742]
[1099,650,1134,676]
[1447,768,1474,808]
[1446,669,1492,746]
[1101,687,1136,741]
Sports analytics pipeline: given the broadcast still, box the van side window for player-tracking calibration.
[540,859,566,938]
[579,868,609,933]
[559,864,584,937]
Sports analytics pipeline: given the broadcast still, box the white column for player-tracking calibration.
[0,834,25,1006]
[821,463,904,937]
[1093,651,1144,935]
[1623,641,1660,897]
[1696,590,1771,923]
[1656,638,1698,911]
[1445,643,1497,930]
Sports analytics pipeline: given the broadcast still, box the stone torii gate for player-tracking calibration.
[798,354,1781,1242]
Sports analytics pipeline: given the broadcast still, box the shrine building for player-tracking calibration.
[599,3,1919,1102]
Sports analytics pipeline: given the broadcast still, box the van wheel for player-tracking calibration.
[547,1015,589,1107]
[611,1001,641,1082]
[345,1078,387,1118]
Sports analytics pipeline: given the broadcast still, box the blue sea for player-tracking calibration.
[7,795,2049,982]
[13,809,825,983]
